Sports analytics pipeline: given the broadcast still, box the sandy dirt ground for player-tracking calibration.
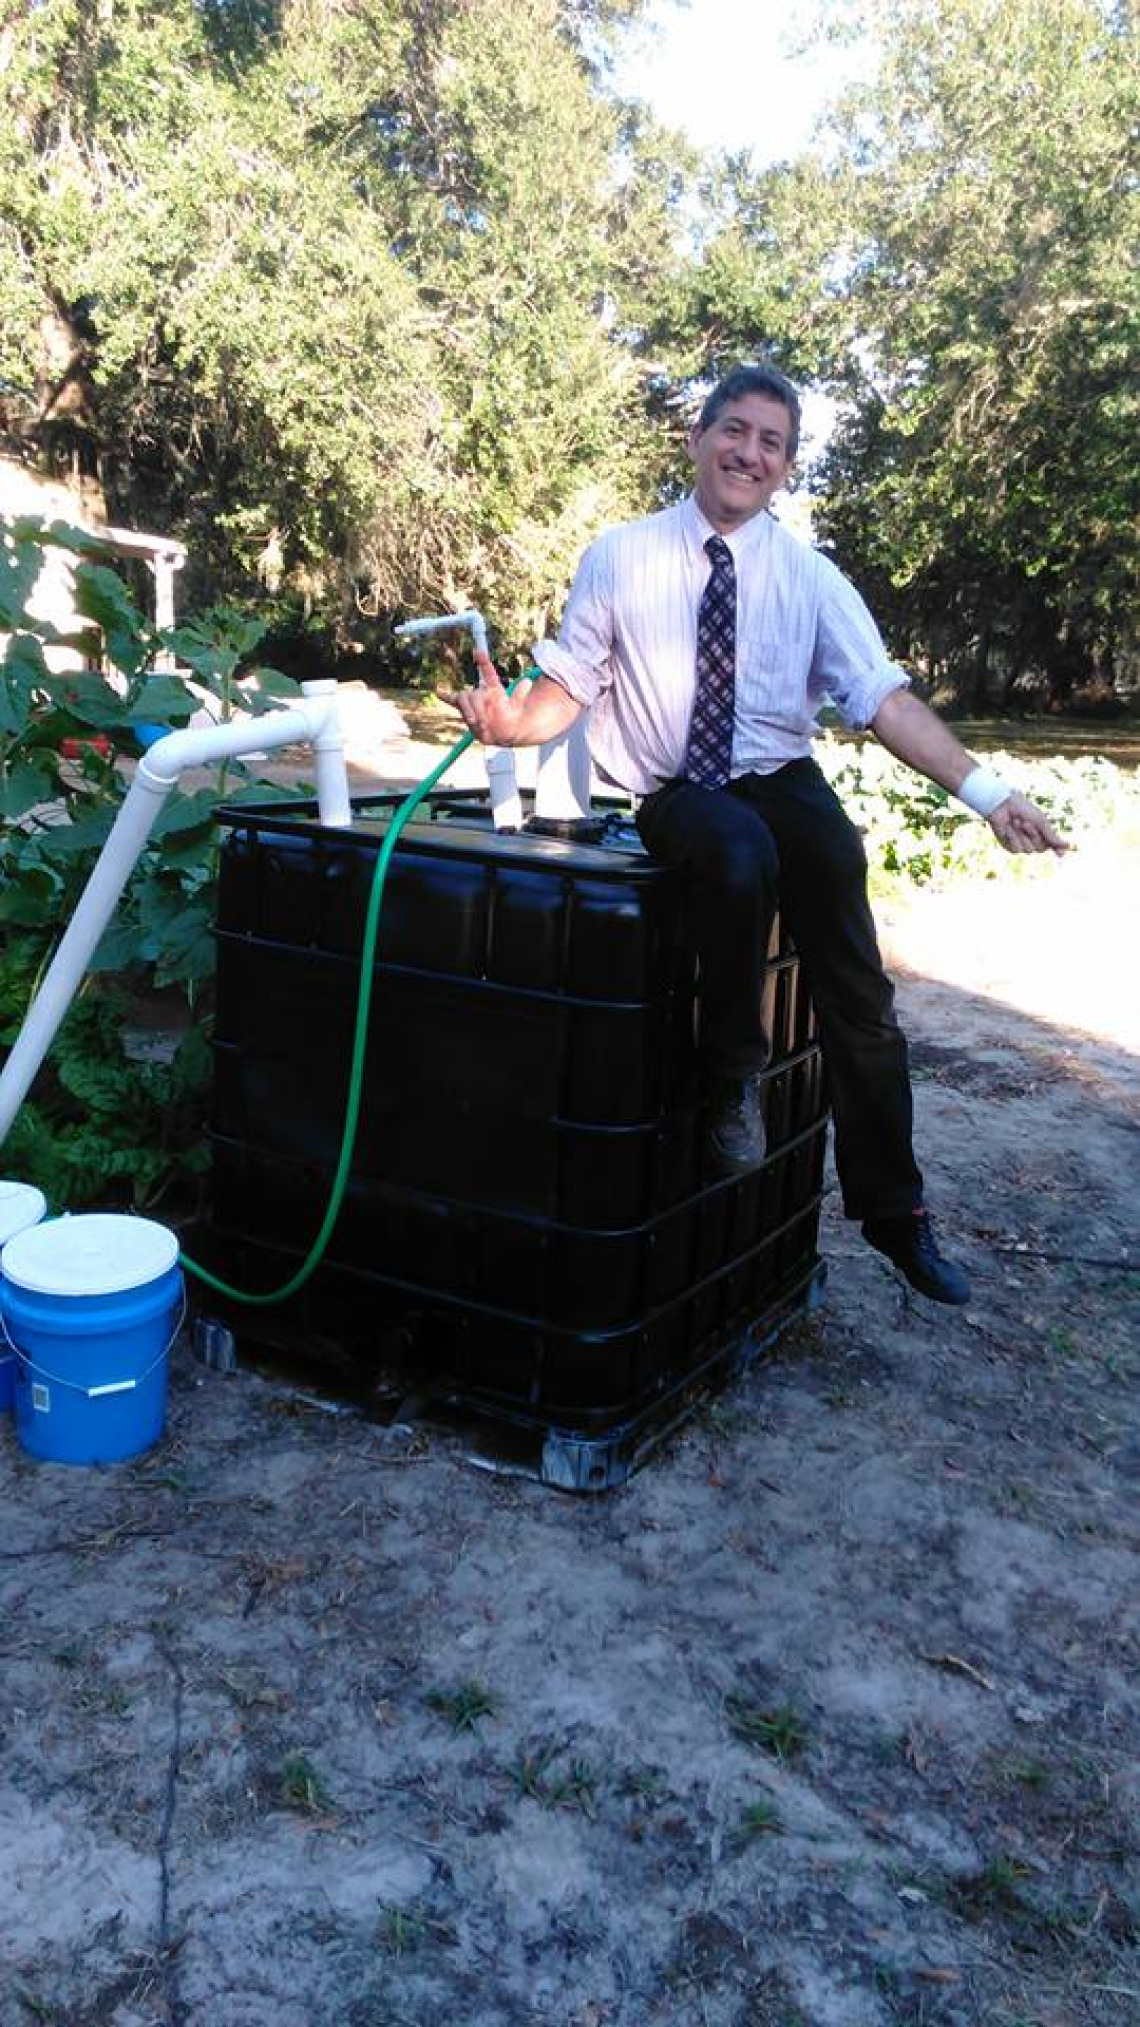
[2,718,1138,2027]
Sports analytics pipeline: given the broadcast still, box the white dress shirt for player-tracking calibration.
[532,494,909,795]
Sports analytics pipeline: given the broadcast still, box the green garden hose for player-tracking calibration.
[180,675,534,1305]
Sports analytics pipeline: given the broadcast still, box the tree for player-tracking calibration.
[805,0,1139,709]
[0,0,665,653]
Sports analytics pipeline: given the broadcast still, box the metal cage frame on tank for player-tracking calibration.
[195,785,829,1490]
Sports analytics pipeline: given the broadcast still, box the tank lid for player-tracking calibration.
[0,1181,47,1247]
[1,1214,180,1296]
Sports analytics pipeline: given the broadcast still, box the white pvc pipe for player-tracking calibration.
[394,609,490,658]
[484,747,524,830]
[302,680,352,829]
[0,688,351,1148]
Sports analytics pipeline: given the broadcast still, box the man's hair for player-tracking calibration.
[697,363,801,460]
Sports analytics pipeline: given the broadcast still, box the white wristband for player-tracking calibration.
[955,765,1013,817]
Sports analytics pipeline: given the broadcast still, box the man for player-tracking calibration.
[443,363,1067,1306]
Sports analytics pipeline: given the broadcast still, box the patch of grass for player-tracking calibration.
[14,1989,55,2023]
[512,1747,556,1801]
[886,1861,941,1899]
[699,1401,755,1439]
[620,1763,667,1802]
[375,1899,459,1961]
[426,1679,496,1734]
[378,1904,426,1957]
[217,1667,289,1713]
[279,1751,334,1815]
[944,1855,1066,1936]
[992,1753,1053,1792]
[725,1694,810,1761]
[79,1682,131,1718]
[997,1480,1038,1517]
[823,1385,857,1410]
[738,1797,783,1839]
[510,1747,599,1817]
[564,1757,599,1818]
[870,1961,903,1995]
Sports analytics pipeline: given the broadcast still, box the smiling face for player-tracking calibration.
[688,392,795,533]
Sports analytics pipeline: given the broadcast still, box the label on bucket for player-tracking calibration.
[1,1214,179,1297]
[32,1382,50,1414]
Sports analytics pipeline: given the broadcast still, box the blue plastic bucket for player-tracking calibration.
[1,1215,182,1465]
[0,1183,47,1413]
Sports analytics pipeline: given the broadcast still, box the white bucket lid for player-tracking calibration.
[1,1213,180,1296]
[0,1181,47,1247]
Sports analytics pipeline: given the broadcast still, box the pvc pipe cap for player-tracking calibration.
[1,1213,179,1296]
[0,1182,47,1247]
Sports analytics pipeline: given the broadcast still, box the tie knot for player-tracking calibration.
[705,534,733,570]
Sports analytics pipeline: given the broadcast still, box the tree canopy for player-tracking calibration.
[805,0,1139,708]
[0,0,666,653]
[1,0,1136,702]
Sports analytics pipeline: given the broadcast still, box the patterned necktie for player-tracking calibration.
[685,534,736,788]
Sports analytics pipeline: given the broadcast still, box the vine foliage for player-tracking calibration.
[0,517,299,1211]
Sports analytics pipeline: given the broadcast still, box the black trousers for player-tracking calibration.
[636,759,924,1221]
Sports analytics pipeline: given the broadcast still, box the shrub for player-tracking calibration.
[0,517,301,1212]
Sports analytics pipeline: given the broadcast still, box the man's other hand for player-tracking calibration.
[438,652,526,746]
[987,791,1069,856]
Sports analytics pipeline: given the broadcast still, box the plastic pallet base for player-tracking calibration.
[471,1257,826,1491]
[214,1256,826,1494]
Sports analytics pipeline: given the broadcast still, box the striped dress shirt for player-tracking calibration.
[532,493,909,796]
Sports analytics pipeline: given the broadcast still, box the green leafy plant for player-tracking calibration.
[378,1904,427,1957]
[426,1680,497,1734]
[817,735,1140,895]
[944,1854,1048,1929]
[510,1746,599,1816]
[0,517,302,1211]
[724,1694,810,1762]
[738,1797,784,1838]
[279,1751,334,1816]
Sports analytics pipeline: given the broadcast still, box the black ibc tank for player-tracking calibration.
[204,793,828,1487]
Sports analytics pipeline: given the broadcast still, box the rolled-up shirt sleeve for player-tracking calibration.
[531,536,617,710]
[812,556,910,729]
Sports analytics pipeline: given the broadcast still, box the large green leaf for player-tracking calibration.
[51,669,138,731]
[20,704,85,751]
[150,789,221,840]
[135,880,216,983]
[165,612,267,688]
[0,867,62,927]
[170,1023,212,1096]
[235,665,303,714]
[0,519,49,630]
[7,517,105,558]
[89,915,151,972]
[154,901,216,986]
[128,673,199,724]
[74,562,151,680]
[0,632,49,734]
[33,808,118,860]
[0,759,55,819]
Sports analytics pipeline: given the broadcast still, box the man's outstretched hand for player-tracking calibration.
[987,792,1069,856]
[438,652,528,746]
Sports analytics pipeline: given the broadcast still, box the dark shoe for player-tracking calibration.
[862,1210,970,1306]
[707,1078,766,1175]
